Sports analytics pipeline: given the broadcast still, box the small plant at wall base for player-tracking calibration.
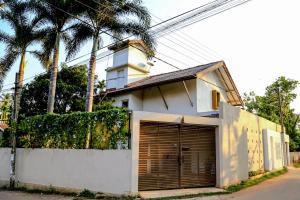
[16,108,129,149]
[294,162,300,168]
[248,170,264,177]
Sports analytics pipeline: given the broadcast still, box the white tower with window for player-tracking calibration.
[106,40,152,90]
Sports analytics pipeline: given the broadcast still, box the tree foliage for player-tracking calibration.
[244,76,300,151]
[0,0,46,86]
[65,0,155,112]
[19,64,88,118]
[0,93,12,120]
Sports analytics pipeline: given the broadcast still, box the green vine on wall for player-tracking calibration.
[15,108,129,149]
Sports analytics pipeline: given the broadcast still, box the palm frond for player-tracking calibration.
[116,0,151,27]
[109,21,156,57]
[0,30,12,44]
[65,22,93,60]
[0,47,20,85]
[31,50,52,70]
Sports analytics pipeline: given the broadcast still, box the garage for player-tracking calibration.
[138,121,216,191]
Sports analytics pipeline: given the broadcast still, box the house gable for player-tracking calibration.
[106,61,243,115]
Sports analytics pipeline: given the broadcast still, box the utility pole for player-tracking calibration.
[277,85,286,166]
[277,86,284,134]
[10,73,20,188]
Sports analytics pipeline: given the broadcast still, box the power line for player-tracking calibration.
[157,0,251,37]
[1,0,249,93]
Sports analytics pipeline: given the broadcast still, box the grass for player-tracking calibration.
[226,167,288,193]
[294,162,300,168]
[0,186,136,200]
[0,168,288,200]
[0,185,77,197]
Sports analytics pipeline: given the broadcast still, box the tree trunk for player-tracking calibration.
[18,49,26,89]
[10,49,25,188]
[85,35,99,149]
[47,34,60,113]
[85,35,99,112]
[15,49,26,119]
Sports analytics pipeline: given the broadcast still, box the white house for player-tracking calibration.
[105,40,243,117]
[0,40,290,195]
[104,40,290,191]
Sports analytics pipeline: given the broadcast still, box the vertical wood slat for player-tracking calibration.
[138,122,216,191]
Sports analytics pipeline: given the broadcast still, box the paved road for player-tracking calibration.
[189,167,300,200]
[1,168,299,200]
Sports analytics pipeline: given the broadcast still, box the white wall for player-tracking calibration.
[106,44,149,89]
[290,152,300,163]
[263,129,284,171]
[112,79,197,116]
[0,149,132,195]
[127,67,148,84]
[111,71,230,115]
[0,148,10,186]
[197,72,228,113]
[219,102,283,187]
[142,79,197,115]
[112,48,129,69]
[128,45,148,69]
[112,91,143,111]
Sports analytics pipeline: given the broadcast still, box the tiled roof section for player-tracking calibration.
[0,123,9,129]
[107,61,222,94]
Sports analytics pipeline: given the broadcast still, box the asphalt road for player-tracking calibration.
[189,167,300,200]
[1,167,299,200]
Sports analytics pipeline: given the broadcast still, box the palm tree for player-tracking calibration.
[66,0,155,112]
[32,0,82,113]
[0,1,45,90]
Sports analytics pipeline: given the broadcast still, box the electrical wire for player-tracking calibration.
[0,0,249,95]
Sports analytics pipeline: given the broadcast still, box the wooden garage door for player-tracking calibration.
[138,122,216,191]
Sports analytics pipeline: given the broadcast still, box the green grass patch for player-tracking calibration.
[0,185,77,197]
[0,186,136,200]
[294,162,300,168]
[226,167,288,193]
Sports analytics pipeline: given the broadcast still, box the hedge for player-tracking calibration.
[5,108,130,149]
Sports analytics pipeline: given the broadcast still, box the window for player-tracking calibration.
[212,90,221,110]
[122,99,129,108]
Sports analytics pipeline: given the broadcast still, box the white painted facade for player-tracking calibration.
[196,72,228,113]
[263,129,284,171]
[106,43,152,89]
[111,72,228,115]
[0,149,132,194]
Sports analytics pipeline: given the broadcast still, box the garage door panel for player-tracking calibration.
[180,125,216,188]
[139,122,216,191]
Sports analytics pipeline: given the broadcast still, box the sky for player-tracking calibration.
[1,0,299,112]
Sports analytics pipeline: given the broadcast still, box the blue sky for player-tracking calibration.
[1,0,299,112]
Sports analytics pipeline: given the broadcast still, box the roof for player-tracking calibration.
[108,39,150,52]
[107,61,220,93]
[106,61,243,106]
[0,123,9,130]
